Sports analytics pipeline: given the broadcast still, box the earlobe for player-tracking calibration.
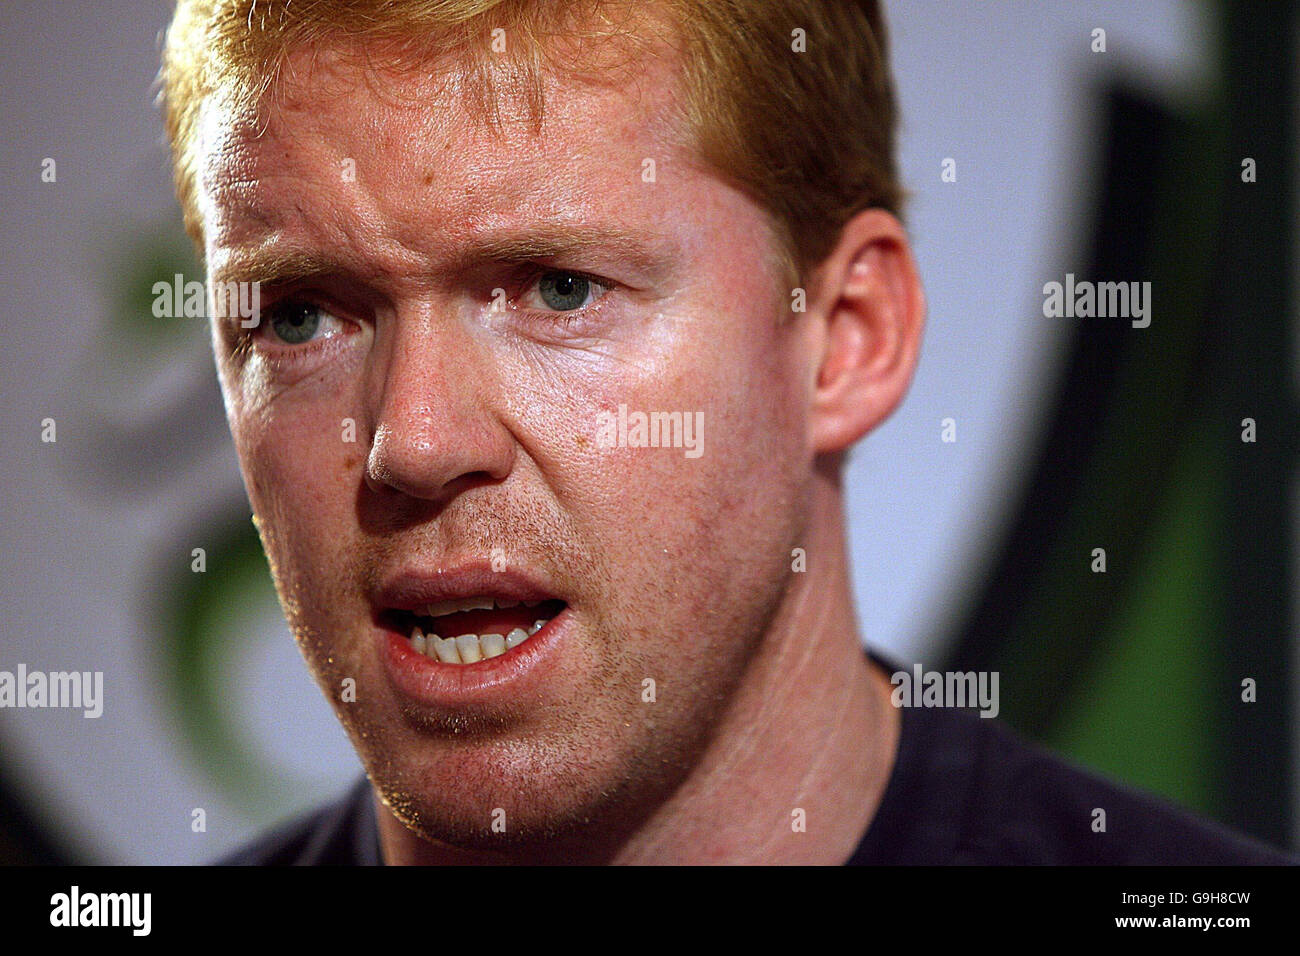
[808,209,926,455]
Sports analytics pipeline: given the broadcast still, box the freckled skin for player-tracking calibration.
[201,32,915,864]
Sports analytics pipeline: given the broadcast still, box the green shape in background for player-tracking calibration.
[160,515,293,816]
[1047,415,1222,817]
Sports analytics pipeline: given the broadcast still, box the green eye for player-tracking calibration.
[269,302,322,344]
[537,272,592,311]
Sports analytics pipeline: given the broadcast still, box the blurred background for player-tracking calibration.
[0,0,1294,863]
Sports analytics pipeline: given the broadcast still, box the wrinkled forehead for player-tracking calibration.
[195,24,695,251]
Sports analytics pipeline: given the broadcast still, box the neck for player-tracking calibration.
[377,467,899,864]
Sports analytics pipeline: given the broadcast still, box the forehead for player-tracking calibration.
[197,29,710,276]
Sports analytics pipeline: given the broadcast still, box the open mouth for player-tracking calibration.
[382,596,567,665]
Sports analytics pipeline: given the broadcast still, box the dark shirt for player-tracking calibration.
[218,668,1296,865]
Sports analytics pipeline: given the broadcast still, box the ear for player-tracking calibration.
[806,208,925,454]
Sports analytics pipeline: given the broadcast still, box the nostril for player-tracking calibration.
[364,413,516,500]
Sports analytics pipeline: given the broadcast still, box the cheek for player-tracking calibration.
[528,293,808,595]
[669,333,809,558]
[227,373,360,556]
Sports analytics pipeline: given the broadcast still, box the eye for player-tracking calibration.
[530,270,603,312]
[264,300,344,345]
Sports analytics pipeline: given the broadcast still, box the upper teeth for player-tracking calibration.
[423,596,541,617]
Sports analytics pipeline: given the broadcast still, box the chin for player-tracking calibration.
[353,703,692,858]
[370,738,642,854]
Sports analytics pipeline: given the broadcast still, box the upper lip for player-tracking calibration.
[373,561,563,613]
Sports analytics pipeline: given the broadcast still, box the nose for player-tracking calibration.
[364,317,515,504]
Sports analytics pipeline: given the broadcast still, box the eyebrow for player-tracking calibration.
[210,225,682,289]
[456,225,678,271]
[210,247,339,288]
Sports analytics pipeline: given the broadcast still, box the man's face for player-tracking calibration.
[201,34,818,850]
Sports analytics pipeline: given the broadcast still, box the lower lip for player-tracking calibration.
[377,610,569,707]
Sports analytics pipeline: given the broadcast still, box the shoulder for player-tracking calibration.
[950,710,1293,864]
[213,777,377,866]
[960,713,1294,864]
[855,703,1297,865]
